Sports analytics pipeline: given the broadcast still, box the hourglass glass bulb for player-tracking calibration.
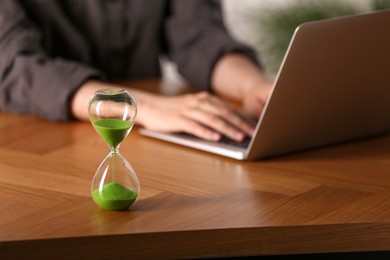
[88,89,140,211]
[91,151,139,210]
[88,89,137,150]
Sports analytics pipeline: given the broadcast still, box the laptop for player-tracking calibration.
[139,10,390,160]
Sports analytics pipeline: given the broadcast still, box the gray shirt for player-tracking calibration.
[0,0,259,120]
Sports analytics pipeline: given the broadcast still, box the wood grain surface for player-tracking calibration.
[1,81,390,259]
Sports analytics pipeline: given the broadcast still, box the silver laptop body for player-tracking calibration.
[140,10,390,160]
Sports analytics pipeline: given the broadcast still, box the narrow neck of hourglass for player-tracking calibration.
[109,146,120,154]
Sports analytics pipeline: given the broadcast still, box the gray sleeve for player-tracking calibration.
[0,0,104,121]
[165,0,261,91]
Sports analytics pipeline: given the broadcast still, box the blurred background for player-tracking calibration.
[224,0,390,75]
[162,0,390,86]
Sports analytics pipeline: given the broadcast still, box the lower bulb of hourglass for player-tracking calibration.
[91,151,140,211]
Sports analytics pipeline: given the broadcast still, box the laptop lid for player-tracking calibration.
[245,10,390,160]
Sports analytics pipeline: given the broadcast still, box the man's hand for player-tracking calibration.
[211,53,274,118]
[137,91,255,142]
[242,80,273,118]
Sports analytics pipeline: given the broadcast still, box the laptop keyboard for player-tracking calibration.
[176,132,251,149]
[219,135,251,149]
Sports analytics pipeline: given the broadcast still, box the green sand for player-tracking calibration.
[93,119,133,148]
[92,182,138,211]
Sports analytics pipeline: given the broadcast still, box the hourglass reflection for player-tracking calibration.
[88,89,140,211]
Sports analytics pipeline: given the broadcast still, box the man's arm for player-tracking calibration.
[0,0,103,121]
[165,0,261,92]
[165,0,273,118]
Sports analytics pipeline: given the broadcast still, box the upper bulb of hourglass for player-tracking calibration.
[88,89,137,150]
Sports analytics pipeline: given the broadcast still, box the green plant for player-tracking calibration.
[372,0,390,10]
[248,0,389,75]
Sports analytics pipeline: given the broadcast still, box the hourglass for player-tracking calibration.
[88,89,140,211]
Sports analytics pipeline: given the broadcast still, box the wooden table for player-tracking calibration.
[1,81,390,259]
